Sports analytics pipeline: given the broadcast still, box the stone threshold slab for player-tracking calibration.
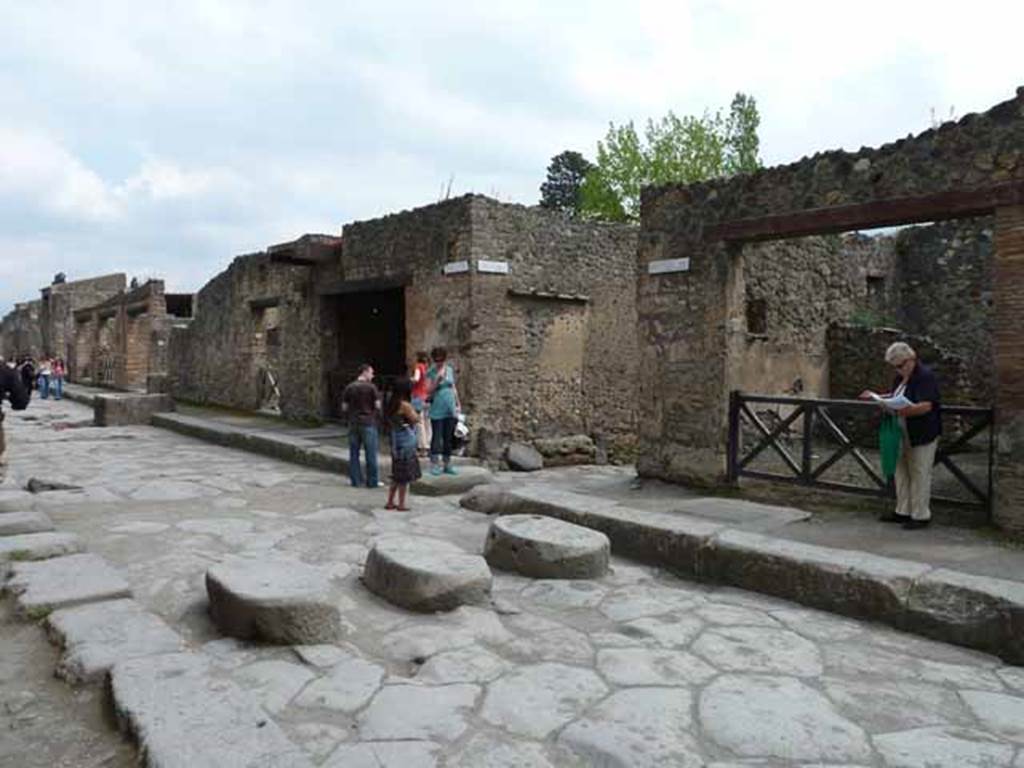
[110,652,312,768]
[153,412,479,477]
[0,511,55,536]
[461,485,1024,664]
[0,531,83,564]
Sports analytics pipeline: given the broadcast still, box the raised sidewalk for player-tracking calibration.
[462,482,1024,665]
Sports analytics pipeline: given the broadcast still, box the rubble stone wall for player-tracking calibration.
[638,87,1023,490]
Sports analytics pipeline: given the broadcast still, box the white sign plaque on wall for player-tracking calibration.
[647,257,691,275]
[477,259,510,275]
[443,260,471,275]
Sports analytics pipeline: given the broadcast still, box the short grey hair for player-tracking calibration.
[885,342,916,365]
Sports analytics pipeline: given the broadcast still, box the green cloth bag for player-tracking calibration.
[879,413,902,480]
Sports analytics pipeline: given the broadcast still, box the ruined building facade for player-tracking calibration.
[636,87,1024,531]
[72,280,193,390]
[169,197,640,460]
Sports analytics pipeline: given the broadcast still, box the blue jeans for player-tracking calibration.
[430,416,457,465]
[52,377,63,400]
[38,375,50,399]
[348,424,380,487]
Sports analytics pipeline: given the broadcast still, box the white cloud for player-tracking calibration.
[0,128,120,221]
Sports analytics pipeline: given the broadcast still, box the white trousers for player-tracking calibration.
[894,438,938,521]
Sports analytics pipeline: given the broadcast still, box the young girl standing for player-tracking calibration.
[384,376,421,511]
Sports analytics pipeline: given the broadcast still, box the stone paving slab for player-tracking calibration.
[0,511,55,536]
[110,652,312,768]
[4,553,132,618]
[0,532,83,564]
[45,598,186,683]
[466,484,1024,663]
[0,489,36,513]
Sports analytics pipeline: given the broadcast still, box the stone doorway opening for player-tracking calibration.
[325,287,407,418]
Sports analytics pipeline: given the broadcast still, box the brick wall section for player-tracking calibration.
[637,87,1023,496]
[994,205,1024,532]
[73,281,178,391]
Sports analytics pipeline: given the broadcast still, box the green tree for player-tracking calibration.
[539,150,594,216]
[580,92,762,221]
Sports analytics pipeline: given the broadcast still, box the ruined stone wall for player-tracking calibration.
[41,273,126,370]
[72,281,176,390]
[0,301,42,361]
[638,87,1023,489]
[464,197,639,461]
[169,253,310,411]
[893,217,995,405]
[734,233,896,399]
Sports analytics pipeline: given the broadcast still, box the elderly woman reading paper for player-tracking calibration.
[859,342,942,530]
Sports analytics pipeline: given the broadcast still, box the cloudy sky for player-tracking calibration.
[1,1,1021,313]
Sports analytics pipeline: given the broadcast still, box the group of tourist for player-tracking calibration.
[341,346,461,511]
[9,355,65,400]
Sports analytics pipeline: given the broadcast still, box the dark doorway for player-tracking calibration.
[326,288,406,417]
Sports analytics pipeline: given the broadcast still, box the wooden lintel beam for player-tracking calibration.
[708,180,1024,243]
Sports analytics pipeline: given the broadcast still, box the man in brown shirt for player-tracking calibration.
[342,364,380,487]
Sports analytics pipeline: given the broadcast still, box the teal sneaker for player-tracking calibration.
[430,465,443,476]
[443,466,458,476]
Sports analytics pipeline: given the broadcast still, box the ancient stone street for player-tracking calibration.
[2,398,1024,767]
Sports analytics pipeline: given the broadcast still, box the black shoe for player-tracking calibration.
[902,519,931,530]
[878,514,908,523]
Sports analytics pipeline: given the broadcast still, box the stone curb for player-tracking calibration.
[152,412,480,479]
[461,485,1024,664]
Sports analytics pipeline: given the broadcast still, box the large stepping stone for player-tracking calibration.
[4,553,132,618]
[206,557,341,644]
[363,536,492,612]
[484,514,610,579]
[110,652,312,768]
[0,511,55,536]
[0,532,83,565]
[412,466,494,497]
[46,598,186,683]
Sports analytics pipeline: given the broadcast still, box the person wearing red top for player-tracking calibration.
[410,351,431,454]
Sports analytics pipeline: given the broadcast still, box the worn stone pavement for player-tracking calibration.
[2,397,1024,767]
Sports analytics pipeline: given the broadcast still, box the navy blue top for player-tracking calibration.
[892,362,942,446]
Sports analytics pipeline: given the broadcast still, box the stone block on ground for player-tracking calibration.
[533,434,596,467]
[0,511,55,536]
[206,557,341,644]
[363,536,492,612]
[905,567,1024,664]
[411,466,494,496]
[4,553,132,617]
[94,393,175,427]
[506,442,544,472]
[484,514,610,579]
[0,531,83,564]
[110,652,312,768]
[45,598,186,683]
[0,489,36,513]
[700,529,931,624]
[459,483,510,515]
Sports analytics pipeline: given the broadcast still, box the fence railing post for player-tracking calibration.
[726,390,740,483]
[801,403,814,483]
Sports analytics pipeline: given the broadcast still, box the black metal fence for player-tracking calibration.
[726,391,995,518]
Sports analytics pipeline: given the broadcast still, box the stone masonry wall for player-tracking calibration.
[638,87,1023,489]
[0,301,42,361]
[41,273,126,371]
[169,253,310,411]
[464,196,639,460]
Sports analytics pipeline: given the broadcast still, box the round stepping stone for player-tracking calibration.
[484,514,610,579]
[206,558,340,644]
[363,536,492,613]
